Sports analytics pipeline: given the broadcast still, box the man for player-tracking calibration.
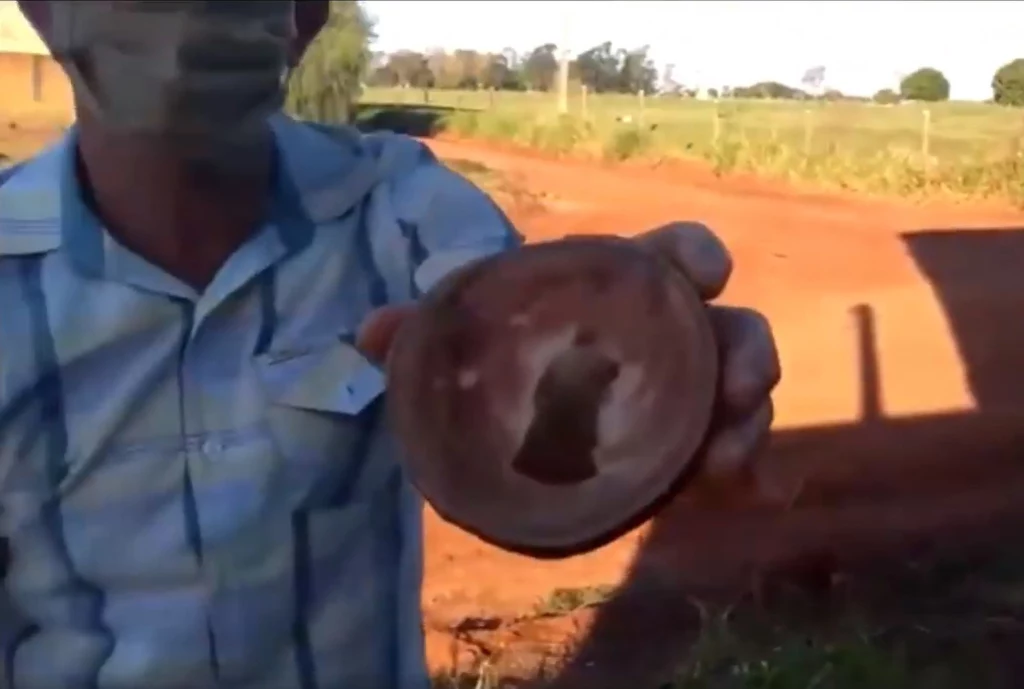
[0,2,779,688]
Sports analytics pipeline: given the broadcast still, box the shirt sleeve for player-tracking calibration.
[378,138,524,296]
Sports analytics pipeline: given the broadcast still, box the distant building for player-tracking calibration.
[0,1,73,123]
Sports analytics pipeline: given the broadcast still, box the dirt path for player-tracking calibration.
[418,138,1024,680]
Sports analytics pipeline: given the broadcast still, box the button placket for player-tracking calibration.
[179,310,233,675]
[200,436,222,459]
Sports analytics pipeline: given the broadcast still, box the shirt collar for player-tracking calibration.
[0,114,378,260]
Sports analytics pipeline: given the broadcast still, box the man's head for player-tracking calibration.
[17,1,329,153]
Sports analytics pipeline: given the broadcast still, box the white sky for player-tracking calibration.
[362,0,1024,101]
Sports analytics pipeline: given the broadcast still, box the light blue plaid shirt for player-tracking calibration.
[0,114,519,689]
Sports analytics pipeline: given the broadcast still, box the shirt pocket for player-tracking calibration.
[254,339,395,510]
[255,338,385,414]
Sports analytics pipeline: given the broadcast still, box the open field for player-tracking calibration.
[359,87,1024,205]
[4,122,1024,687]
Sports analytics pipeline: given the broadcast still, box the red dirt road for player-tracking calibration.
[418,138,1024,680]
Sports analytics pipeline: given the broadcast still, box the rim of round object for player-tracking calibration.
[386,236,718,558]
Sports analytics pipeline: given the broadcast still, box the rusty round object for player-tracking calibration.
[387,236,718,558]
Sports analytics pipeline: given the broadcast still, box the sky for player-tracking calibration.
[361,0,1024,101]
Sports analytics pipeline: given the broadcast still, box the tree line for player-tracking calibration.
[367,46,1024,108]
[282,4,1024,126]
[366,42,659,94]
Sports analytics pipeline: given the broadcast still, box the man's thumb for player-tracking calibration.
[355,304,416,366]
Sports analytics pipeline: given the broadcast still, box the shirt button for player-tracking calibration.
[201,438,221,457]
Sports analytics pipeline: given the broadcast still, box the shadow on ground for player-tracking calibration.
[354,103,460,138]
[537,228,1024,688]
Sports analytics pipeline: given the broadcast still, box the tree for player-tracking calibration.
[732,81,806,100]
[385,50,429,87]
[992,58,1024,106]
[575,42,620,93]
[366,64,399,87]
[617,46,658,94]
[409,59,435,90]
[500,48,520,78]
[899,67,950,102]
[285,0,371,124]
[425,48,453,89]
[481,54,522,91]
[872,88,900,105]
[660,63,680,95]
[801,65,826,95]
[521,43,560,91]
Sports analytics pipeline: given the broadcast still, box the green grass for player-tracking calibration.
[533,585,616,617]
[429,544,1024,688]
[360,88,1024,205]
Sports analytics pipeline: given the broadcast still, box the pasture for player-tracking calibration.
[360,87,1024,204]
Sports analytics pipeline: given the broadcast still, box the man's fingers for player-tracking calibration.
[699,305,779,483]
[355,304,416,366]
[710,305,781,416]
[702,398,774,480]
[637,222,733,300]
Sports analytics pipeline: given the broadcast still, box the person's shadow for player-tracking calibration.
[540,227,1024,688]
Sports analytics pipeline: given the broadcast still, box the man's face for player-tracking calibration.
[18,1,328,61]
[17,1,328,141]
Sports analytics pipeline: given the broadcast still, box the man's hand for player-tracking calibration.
[357,222,780,483]
[635,222,779,480]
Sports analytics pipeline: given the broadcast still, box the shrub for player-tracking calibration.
[284,0,371,124]
[992,58,1024,106]
[900,68,951,102]
[603,125,652,161]
[872,88,901,105]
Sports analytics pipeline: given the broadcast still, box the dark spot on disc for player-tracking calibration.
[574,328,597,347]
[585,264,615,296]
[436,304,485,370]
[643,260,668,316]
[511,342,621,485]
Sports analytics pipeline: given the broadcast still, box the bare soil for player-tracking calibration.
[420,138,1024,686]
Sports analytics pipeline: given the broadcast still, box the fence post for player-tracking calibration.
[581,84,588,119]
[711,105,721,147]
[638,89,646,124]
[921,108,932,168]
[803,108,814,156]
